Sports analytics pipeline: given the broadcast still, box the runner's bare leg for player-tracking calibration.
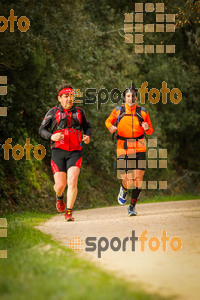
[53,172,67,196]
[122,169,145,189]
[134,169,145,188]
[66,166,80,209]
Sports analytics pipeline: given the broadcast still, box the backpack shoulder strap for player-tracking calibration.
[141,107,147,113]
[115,105,124,111]
[56,106,67,130]
[73,107,82,125]
[116,105,125,125]
[136,105,145,125]
[57,104,63,113]
[112,105,125,140]
[136,106,142,114]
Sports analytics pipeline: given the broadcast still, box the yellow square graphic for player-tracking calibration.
[0,219,7,227]
[148,160,157,168]
[145,24,154,32]
[138,159,146,169]
[159,149,167,158]
[74,89,83,97]
[156,24,164,32]
[127,138,135,143]
[117,159,126,169]
[117,170,126,179]
[127,180,135,189]
[132,181,146,189]
[118,154,126,159]
[148,139,157,147]
[166,45,175,53]
[0,86,7,95]
[135,3,143,12]
[124,13,133,23]
[145,3,154,12]
[0,250,7,259]
[135,34,143,43]
[124,23,133,33]
[135,24,143,32]
[156,45,164,53]
[135,45,143,53]
[139,138,146,147]
[125,34,133,43]
[145,45,154,53]
[148,181,157,189]
[126,171,134,180]
[159,181,167,189]
[0,107,7,116]
[127,160,136,169]
[74,100,83,104]
[74,89,83,103]
[135,13,143,23]
[156,3,164,12]
[156,14,164,22]
[140,181,147,189]
[148,149,157,158]
[0,76,7,84]
[166,24,175,32]
[166,14,175,22]
[127,139,136,149]
[127,152,136,159]
[0,229,7,237]
[159,160,167,168]
[69,237,83,251]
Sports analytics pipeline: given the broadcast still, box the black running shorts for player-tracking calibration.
[51,149,82,174]
[117,152,146,172]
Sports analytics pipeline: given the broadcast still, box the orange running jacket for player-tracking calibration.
[105,103,153,156]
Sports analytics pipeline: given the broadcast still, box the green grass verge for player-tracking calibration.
[140,194,200,204]
[0,212,173,300]
[106,193,200,208]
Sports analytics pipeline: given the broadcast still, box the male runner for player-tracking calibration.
[105,87,153,216]
[39,84,92,221]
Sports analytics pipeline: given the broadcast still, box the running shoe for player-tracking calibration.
[56,195,65,213]
[118,186,128,205]
[128,205,137,216]
[65,209,74,222]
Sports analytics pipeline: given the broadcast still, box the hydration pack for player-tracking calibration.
[116,104,145,125]
[112,105,146,140]
[57,106,81,131]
